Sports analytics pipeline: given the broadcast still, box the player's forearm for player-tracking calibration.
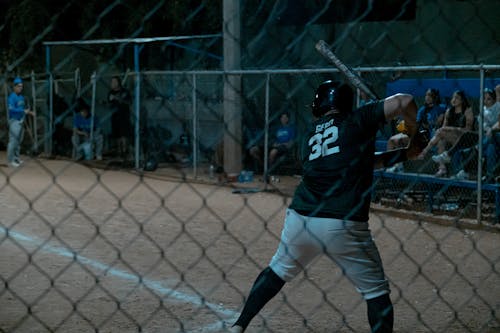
[401,98,418,138]
[384,94,417,137]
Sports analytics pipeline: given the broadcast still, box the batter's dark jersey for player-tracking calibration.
[289,101,386,222]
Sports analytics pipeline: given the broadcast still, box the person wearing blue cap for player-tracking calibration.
[7,77,35,167]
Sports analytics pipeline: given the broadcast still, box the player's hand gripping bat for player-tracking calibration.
[315,40,427,165]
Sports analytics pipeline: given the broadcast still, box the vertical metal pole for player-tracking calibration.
[134,44,141,169]
[90,72,96,154]
[45,44,51,84]
[264,73,270,190]
[192,73,198,178]
[48,73,53,156]
[31,70,38,153]
[75,68,81,98]
[223,0,242,176]
[356,71,362,107]
[477,67,485,223]
[4,83,8,125]
[46,45,53,156]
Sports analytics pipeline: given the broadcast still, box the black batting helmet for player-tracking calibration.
[311,80,354,117]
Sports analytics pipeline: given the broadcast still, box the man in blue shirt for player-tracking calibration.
[269,111,296,165]
[7,77,35,167]
[416,88,446,140]
[249,111,296,174]
[386,88,444,173]
[72,98,103,160]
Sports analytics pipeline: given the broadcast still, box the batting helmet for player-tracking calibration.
[311,81,354,117]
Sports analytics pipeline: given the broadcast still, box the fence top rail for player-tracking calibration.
[138,64,500,76]
[373,170,500,191]
[43,34,222,46]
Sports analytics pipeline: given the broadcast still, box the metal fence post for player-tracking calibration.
[192,73,198,178]
[477,67,485,223]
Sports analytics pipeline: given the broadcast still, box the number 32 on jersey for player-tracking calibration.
[308,124,340,161]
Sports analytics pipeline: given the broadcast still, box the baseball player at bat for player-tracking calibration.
[230,81,420,333]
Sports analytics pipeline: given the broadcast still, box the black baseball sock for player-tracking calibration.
[367,293,393,333]
[233,267,285,330]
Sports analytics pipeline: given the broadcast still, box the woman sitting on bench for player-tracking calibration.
[418,90,474,177]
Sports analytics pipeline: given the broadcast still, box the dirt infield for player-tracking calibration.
[0,156,499,332]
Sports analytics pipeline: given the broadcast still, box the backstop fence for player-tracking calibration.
[1,64,499,333]
[25,64,500,223]
[1,1,499,332]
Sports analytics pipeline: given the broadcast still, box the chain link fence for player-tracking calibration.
[1,1,499,332]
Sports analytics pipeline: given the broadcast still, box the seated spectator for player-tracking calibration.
[485,85,500,181]
[418,90,474,177]
[249,111,296,174]
[386,88,445,172]
[482,85,500,182]
[417,88,447,140]
[485,121,500,183]
[168,122,192,163]
[432,89,500,179]
[483,88,500,137]
[72,99,103,161]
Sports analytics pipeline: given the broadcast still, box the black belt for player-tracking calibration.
[294,209,347,220]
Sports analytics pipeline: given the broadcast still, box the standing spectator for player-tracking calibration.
[418,90,474,177]
[72,99,103,161]
[108,76,132,159]
[7,77,35,168]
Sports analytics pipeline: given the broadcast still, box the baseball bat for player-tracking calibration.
[315,40,378,100]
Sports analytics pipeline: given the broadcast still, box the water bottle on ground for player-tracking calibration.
[209,164,215,179]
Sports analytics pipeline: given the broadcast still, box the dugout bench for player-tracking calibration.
[373,170,500,224]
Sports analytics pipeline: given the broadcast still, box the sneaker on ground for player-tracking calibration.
[481,174,498,183]
[431,152,450,164]
[434,168,447,177]
[229,326,243,333]
[9,161,20,168]
[454,169,469,180]
[386,163,403,173]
